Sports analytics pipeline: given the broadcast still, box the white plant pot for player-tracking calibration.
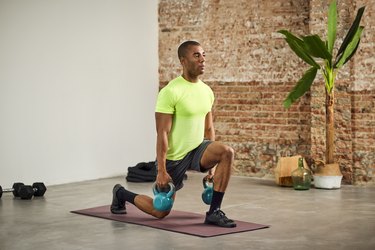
[313,175,343,189]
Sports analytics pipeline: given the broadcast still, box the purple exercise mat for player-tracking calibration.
[71,204,269,237]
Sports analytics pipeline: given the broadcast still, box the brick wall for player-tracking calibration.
[351,0,375,183]
[158,0,375,184]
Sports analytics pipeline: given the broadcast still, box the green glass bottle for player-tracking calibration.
[291,157,312,190]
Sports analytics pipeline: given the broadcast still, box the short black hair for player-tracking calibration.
[177,40,201,60]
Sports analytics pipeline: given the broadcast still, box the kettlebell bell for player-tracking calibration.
[152,182,175,211]
[202,177,213,205]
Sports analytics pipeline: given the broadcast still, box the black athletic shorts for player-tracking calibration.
[156,140,212,191]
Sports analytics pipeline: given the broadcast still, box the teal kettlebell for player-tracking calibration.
[202,177,213,205]
[152,182,175,211]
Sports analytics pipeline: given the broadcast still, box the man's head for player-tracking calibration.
[178,40,201,60]
[178,40,206,81]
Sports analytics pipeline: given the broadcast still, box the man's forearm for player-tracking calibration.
[156,132,168,172]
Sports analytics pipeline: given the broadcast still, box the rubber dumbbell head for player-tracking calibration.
[18,185,34,199]
[12,183,24,197]
[0,182,25,198]
[32,182,47,196]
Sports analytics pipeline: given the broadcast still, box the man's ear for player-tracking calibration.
[179,57,185,66]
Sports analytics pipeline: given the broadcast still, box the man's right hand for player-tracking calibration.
[156,170,172,189]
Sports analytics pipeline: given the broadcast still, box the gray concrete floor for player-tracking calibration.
[0,173,374,250]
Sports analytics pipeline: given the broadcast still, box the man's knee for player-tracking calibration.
[222,145,235,161]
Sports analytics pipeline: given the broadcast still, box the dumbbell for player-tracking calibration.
[0,183,25,198]
[152,182,175,211]
[18,182,47,200]
[202,177,213,205]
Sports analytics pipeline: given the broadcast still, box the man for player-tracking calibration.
[111,40,236,228]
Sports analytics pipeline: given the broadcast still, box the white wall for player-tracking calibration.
[0,0,158,187]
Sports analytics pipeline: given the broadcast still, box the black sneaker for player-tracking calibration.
[110,184,127,214]
[204,209,237,228]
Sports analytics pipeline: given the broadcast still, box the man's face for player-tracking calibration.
[181,45,206,76]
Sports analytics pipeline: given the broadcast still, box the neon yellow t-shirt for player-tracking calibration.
[155,76,214,160]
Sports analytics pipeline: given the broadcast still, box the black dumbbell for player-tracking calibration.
[18,182,47,200]
[0,182,25,198]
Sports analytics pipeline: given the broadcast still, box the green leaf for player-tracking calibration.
[278,30,320,69]
[303,35,332,61]
[327,0,337,54]
[342,39,360,66]
[283,67,318,108]
[336,6,365,58]
[335,26,364,68]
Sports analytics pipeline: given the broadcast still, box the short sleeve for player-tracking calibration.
[155,87,175,114]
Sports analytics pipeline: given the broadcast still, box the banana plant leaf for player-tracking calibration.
[335,26,364,68]
[283,67,318,108]
[327,0,337,54]
[342,40,360,66]
[303,35,332,61]
[278,30,320,69]
[336,6,365,58]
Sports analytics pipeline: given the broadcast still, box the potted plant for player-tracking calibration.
[278,0,365,188]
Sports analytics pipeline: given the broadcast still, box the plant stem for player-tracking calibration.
[326,89,335,164]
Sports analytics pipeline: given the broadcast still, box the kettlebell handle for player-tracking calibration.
[202,176,213,188]
[152,182,175,198]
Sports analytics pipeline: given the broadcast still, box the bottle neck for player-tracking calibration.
[298,158,304,168]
